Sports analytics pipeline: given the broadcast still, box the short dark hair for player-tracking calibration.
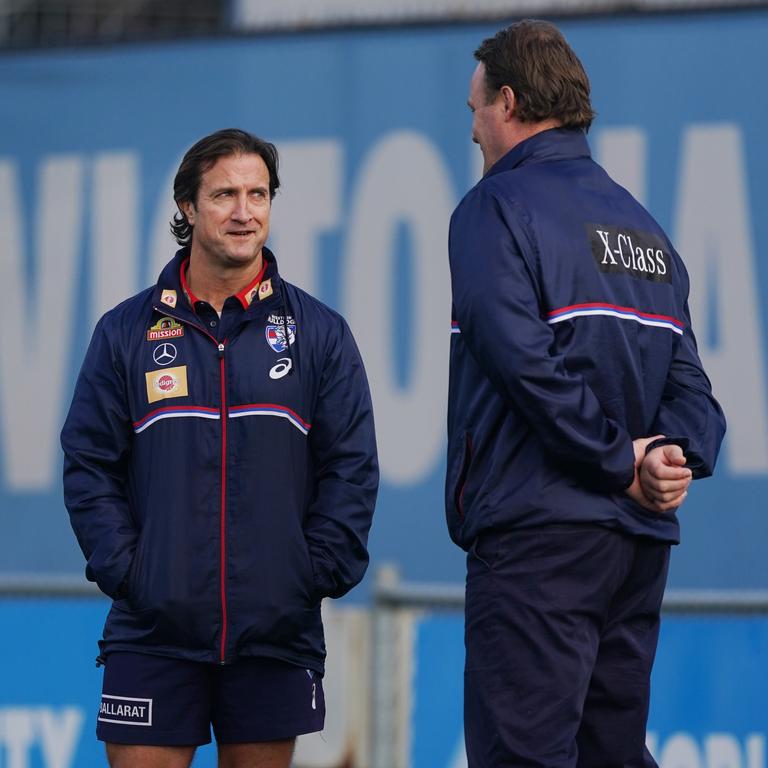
[474,20,595,131]
[171,128,281,246]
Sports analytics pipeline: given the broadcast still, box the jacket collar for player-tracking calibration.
[484,127,591,179]
[152,246,284,318]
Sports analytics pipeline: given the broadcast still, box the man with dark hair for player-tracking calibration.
[446,20,725,767]
[62,128,378,768]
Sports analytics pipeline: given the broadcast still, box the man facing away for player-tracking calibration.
[446,21,726,768]
[61,128,378,768]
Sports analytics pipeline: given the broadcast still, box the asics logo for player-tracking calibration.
[269,358,292,380]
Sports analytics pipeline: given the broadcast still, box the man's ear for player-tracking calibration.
[179,200,195,226]
[500,85,516,120]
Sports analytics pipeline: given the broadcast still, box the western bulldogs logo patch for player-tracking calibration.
[265,315,296,353]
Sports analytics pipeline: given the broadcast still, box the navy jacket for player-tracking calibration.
[62,248,378,672]
[447,128,725,549]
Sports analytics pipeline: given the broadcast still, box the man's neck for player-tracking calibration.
[507,119,562,153]
[186,252,264,313]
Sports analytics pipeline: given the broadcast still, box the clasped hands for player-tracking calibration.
[625,435,692,513]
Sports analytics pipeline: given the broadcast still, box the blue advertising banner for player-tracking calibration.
[0,599,221,767]
[411,613,768,768]
[0,12,767,592]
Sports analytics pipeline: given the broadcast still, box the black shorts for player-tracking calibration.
[96,652,325,746]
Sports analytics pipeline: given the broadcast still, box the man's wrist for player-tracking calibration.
[644,436,690,456]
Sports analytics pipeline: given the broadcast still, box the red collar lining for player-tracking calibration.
[180,258,268,311]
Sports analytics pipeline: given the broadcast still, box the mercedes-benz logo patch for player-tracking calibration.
[153,343,177,366]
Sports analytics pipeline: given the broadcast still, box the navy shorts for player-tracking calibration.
[96,652,325,746]
[464,523,670,768]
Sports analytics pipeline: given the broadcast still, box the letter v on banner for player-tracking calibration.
[0,156,84,490]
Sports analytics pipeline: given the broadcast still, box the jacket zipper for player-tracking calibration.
[218,341,228,664]
[152,305,229,664]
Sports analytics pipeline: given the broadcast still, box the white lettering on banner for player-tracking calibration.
[0,157,83,491]
[595,127,648,205]
[270,141,342,297]
[748,735,766,768]
[91,153,139,328]
[660,733,703,767]
[147,154,182,286]
[646,732,766,768]
[674,124,768,474]
[450,732,469,768]
[344,131,453,484]
[0,707,83,768]
[450,732,766,768]
[0,708,34,768]
[707,733,745,768]
[1,123,767,496]
[36,708,83,768]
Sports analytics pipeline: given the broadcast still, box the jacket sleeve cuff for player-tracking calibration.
[644,436,690,456]
[645,436,714,478]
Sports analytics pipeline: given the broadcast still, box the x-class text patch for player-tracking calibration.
[587,224,671,283]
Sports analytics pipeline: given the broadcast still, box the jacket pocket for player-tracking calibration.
[454,432,473,520]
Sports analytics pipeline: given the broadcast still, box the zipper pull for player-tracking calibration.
[217,343,225,359]
[311,682,317,710]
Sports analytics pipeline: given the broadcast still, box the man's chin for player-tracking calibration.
[219,249,263,269]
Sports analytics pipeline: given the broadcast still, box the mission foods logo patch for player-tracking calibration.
[98,695,153,726]
[145,365,188,404]
[147,317,184,341]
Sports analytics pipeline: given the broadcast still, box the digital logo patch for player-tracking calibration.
[145,365,189,404]
[147,316,184,341]
[160,289,178,308]
[98,694,153,726]
[258,278,273,300]
[265,319,296,353]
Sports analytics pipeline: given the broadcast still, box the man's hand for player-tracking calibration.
[639,443,692,512]
[625,436,691,513]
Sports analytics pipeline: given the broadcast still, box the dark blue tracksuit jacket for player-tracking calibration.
[61,248,378,673]
[446,128,725,549]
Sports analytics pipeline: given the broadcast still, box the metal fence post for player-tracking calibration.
[371,563,401,768]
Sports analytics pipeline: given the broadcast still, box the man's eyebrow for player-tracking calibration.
[209,184,236,195]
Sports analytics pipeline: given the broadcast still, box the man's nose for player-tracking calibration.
[232,194,252,221]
